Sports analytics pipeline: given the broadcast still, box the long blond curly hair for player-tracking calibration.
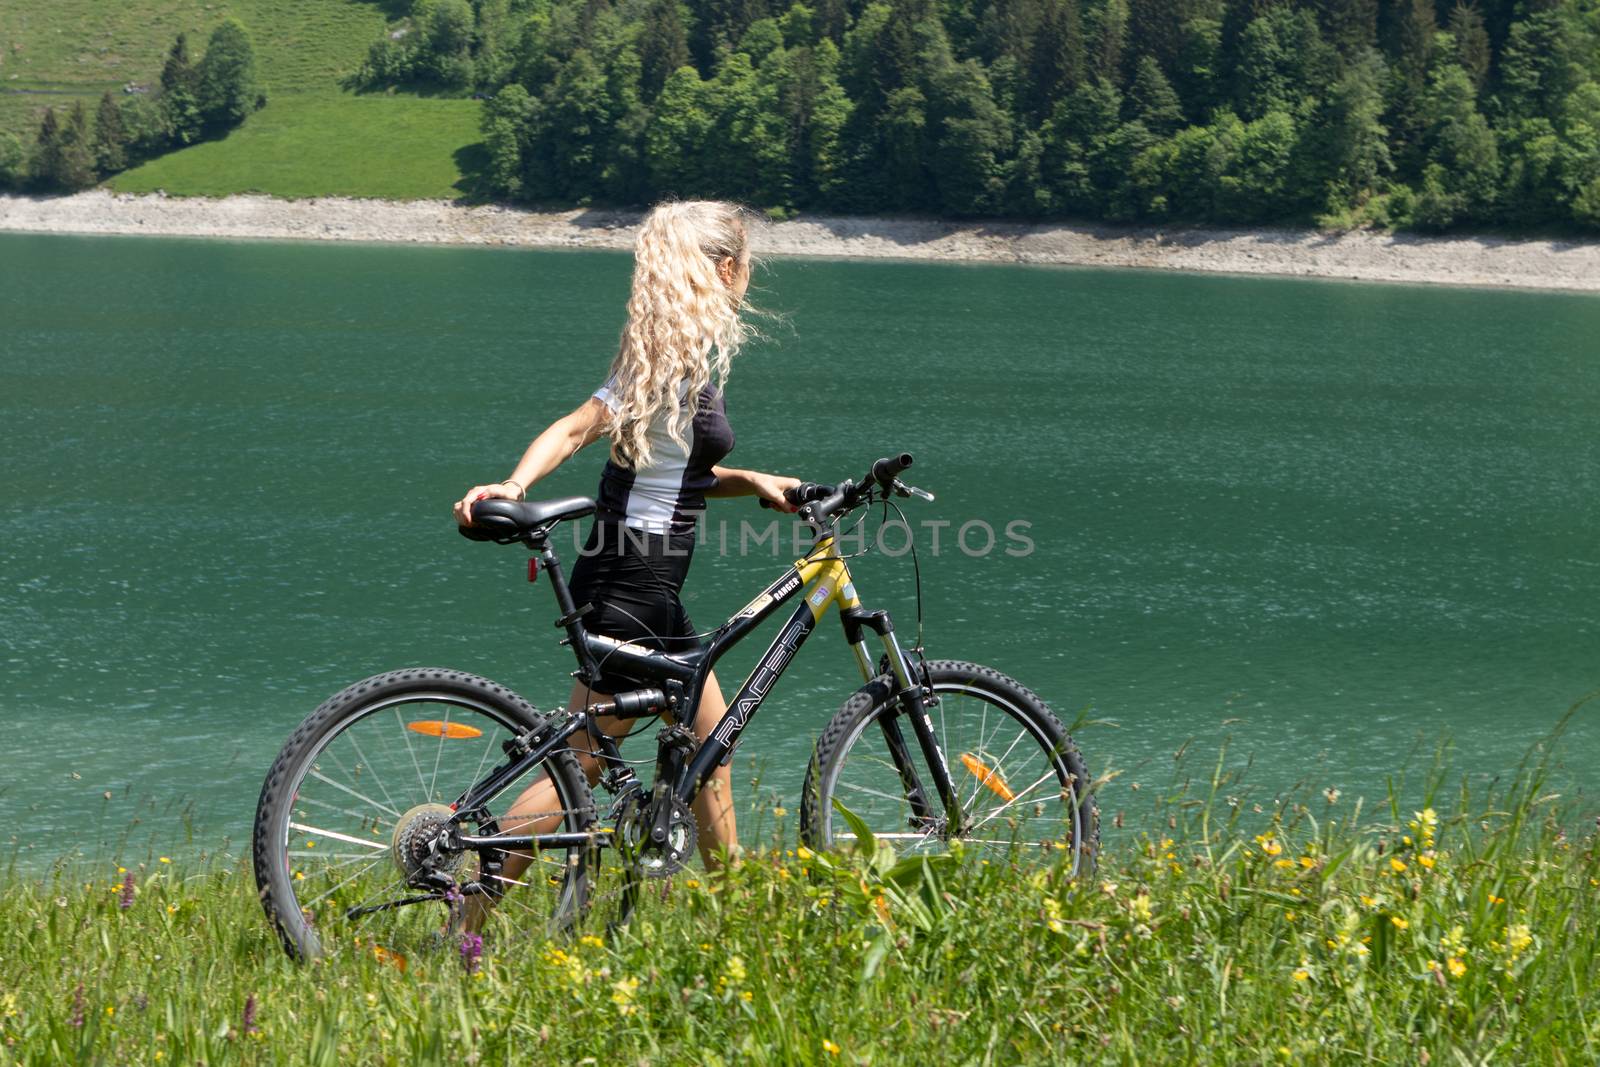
[605,200,760,469]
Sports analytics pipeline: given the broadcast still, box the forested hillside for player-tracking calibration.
[364,0,1600,229]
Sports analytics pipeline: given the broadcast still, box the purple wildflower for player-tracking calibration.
[69,983,85,1028]
[459,932,484,974]
[241,994,258,1035]
[119,871,136,911]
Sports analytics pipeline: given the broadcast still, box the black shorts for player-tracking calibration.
[567,520,701,693]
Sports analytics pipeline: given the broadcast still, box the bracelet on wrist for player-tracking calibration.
[503,480,525,499]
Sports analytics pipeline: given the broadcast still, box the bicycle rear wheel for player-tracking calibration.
[800,661,1098,874]
[252,668,595,961]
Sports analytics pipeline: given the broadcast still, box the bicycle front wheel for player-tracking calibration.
[800,661,1098,874]
[252,668,595,960]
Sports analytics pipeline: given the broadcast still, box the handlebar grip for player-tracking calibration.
[867,453,913,487]
[759,482,833,509]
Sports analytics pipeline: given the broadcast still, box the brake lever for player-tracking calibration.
[891,478,935,502]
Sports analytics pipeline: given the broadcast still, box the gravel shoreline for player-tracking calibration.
[4,190,1599,291]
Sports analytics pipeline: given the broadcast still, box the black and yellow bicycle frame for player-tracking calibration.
[449,527,965,857]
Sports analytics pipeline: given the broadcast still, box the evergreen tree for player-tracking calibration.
[1447,3,1490,91]
[1172,16,1221,119]
[29,107,64,189]
[160,33,203,144]
[1316,0,1378,59]
[1394,0,1434,89]
[1314,49,1391,212]
[1128,0,1191,73]
[53,101,98,190]
[1129,54,1184,134]
[1023,0,1086,122]
[928,57,1012,213]
[92,91,127,176]
[1412,64,1499,226]
[1088,0,1129,84]
[804,41,854,203]
[196,19,260,130]
[641,0,693,99]
[1497,11,1588,123]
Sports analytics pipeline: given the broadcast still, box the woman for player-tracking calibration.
[453,200,800,900]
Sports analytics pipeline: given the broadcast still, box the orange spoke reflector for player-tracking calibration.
[406,721,484,739]
[960,753,1016,802]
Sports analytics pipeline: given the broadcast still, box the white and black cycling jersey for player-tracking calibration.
[591,377,736,534]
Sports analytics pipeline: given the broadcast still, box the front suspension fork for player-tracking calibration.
[857,629,964,837]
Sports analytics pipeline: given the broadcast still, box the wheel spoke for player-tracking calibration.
[817,670,1094,872]
[307,769,402,821]
[288,821,391,851]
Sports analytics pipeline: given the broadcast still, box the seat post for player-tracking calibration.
[537,538,599,683]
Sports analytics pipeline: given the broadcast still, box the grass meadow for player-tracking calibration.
[108,92,484,201]
[2,0,484,200]
[3,716,1598,1066]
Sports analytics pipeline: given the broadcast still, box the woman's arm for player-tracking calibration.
[453,398,609,525]
[708,465,802,513]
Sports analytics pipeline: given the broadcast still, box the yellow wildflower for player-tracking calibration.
[1274,859,1295,870]
[1418,854,1436,870]
[1390,916,1409,930]
[1506,924,1533,957]
[158,857,170,864]
[579,935,605,949]
[611,976,639,1016]
[1447,958,1466,979]
[1389,858,1407,873]
[726,955,747,983]
[823,1039,841,1056]
[741,990,753,1002]
[773,807,787,818]
[1129,894,1153,922]
[1291,968,1310,982]
[1298,856,1315,869]
[684,879,701,889]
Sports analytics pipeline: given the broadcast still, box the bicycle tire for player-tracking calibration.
[252,668,596,960]
[799,660,1098,875]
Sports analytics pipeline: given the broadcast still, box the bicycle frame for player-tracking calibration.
[448,522,965,856]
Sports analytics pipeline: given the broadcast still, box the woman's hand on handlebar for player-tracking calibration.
[751,472,803,513]
[453,481,522,526]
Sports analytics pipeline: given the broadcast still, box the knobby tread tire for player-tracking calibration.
[251,667,595,960]
[798,659,1099,874]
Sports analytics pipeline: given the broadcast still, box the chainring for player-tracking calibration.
[615,791,697,879]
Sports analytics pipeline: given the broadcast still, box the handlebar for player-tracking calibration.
[802,452,917,526]
[754,453,925,525]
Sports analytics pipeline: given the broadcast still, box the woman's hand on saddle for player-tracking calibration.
[751,472,803,513]
[453,481,524,526]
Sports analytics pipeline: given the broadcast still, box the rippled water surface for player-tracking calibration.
[3,232,1598,865]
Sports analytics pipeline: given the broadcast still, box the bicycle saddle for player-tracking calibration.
[459,496,595,543]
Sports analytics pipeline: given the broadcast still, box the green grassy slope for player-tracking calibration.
[109,92,483,200]
[2,0,482,200]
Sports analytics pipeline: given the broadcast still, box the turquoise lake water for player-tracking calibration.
[2,231,1597,867]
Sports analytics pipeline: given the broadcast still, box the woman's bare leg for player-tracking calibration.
[464,672,738,930]
[687,670,739,868]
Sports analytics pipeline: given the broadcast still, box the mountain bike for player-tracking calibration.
[252,453,1098,960]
